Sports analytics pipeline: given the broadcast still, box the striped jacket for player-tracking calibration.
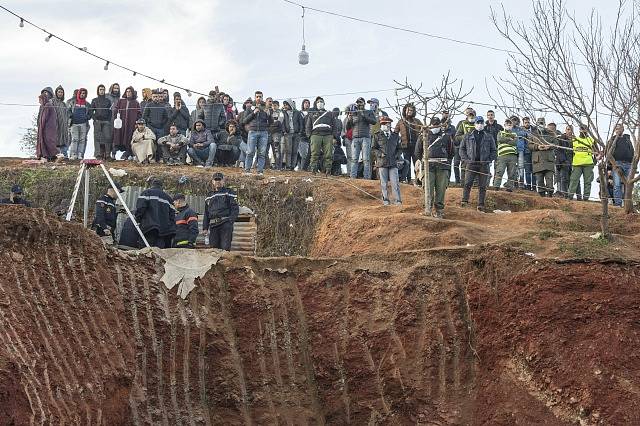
[203,187,239,229]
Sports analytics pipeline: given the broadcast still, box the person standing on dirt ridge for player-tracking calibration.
[454,108,477,185]
[372,116,403,206]
[203,172,239,251]
[135,177,176,248]
[1,185,31,207]
[91,182,124,238]
[459,116,497,212]
[347,97,377,179]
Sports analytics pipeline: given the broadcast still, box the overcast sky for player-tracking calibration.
[0,0,615,158]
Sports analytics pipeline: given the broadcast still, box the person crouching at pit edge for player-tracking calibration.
[203,172,239,251]
[172,194,199,248]
[91,181,124,238]
[372,115,403,206]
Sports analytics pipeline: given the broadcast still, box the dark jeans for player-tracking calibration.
[400,146,415,182]
[555,164,571,195]
[145,230,173,249]
[150,127,166,161]
[453,147,462,183]
[462,163,490,206]
[209,221,234,251]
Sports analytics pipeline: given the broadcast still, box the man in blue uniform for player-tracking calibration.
[203,172,239,251]
[91,182,124,237]
[172,193,199,248]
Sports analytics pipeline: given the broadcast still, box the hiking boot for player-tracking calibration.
[477,205,485,213]
[506,188,513,193]
[383,199,390,206]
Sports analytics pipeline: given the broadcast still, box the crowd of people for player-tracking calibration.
[30,84,637,216]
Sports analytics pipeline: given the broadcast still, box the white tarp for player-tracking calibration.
[149,248,223,299]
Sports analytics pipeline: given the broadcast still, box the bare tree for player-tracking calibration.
[389,72,472,214]
[491,0,640,239]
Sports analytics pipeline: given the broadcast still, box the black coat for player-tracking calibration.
[611,134,634,163]
[90,95,112,121]
[91,194,117,236]
[372,131,402,168]
[415,131,454,170]
[135,186,176,237]
[460,130,497,164]
[203,187,239,229]
[174,205,199,247]
[284,109,305,135]
[143,102,169,129]
[199,101,227,133]
[167,105,190,132]
[242,109,272,132]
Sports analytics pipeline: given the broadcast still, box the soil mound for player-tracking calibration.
[1,205,639,425]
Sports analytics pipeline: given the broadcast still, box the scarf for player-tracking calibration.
[75,88,87,106]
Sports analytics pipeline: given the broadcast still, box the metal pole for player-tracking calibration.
[83,167,90,227]
[66,163,86,221]
[99,164,150,248]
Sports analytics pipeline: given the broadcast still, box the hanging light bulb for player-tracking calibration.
[133,71,137,76]
[19,18,24,28]
[81,47,87,51]
[45,33,52,42]
[104,61,109,71]
[186,90,192,97]
[298,7,309,65]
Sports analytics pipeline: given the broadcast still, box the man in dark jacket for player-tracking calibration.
[242,91,272,175]
[282,99,304,170]
[203,172,239,251]
[528,118,556,197]
[172,194,199,248]
[460,116,497,212]
[215,120,242,166]
[347,97,377,179]
[0,185,31,206]
[415,117,454,218]
[557,125,581,199]
[372,116,402,205]
[306,96,339,175]
[187,119,216,167]
[454,109,477,185]
[91,182,124,237]
[167,96,190,136]
[135,178,176,248]
[90,85,113,160]
[143,90,169,157]
[609,123,635,207]
[199,90,227,141]
[267,99,285,169]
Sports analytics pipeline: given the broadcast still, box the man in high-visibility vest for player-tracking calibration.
[492,119,518,192]
[568,125,595,201]
[454,108,477,185]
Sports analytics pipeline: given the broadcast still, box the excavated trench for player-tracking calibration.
[1,203,639,425]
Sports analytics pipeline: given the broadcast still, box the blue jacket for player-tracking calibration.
[514,126,530,154]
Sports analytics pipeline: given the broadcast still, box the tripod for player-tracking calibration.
[66,160,150,248]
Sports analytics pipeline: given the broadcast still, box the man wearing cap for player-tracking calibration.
[1,185,31,207]
[203,172,239,251]
[454,109,477,185]
[372,116,403,205]
[130,119,157,164]
[347,97,377,179]
[306,96,340,175]
[91,182,124,237]
[459,116,497,212]
[135,177,176,248]
[172,194,199,248]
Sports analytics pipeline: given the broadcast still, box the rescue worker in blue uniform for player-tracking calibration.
[172,193,199,248]
[203,172,239,251]
[91,182,124,237]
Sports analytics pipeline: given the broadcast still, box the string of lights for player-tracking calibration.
[0,4,206,98]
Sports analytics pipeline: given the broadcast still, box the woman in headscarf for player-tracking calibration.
[36,87,58,161]
[111,86,141,159]
[52,85,70,156]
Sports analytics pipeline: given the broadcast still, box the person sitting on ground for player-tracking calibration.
[158,124,189,165]
[203,172,239,251]
[215,120,242,166]
[187,119,216,167]
[130,119,157,164]
[172,193,199,248]
[0,185,31,206]
[372,115,403,206]
[135,177,176,248]
[459,116,497,212]
[415,117,454,218]
[91,182,124,237]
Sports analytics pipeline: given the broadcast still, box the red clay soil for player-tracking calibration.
[0,199,639,424]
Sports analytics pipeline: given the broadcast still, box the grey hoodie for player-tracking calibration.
[283,98,305,135]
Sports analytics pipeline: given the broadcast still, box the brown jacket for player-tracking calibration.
[394,105,423,149]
